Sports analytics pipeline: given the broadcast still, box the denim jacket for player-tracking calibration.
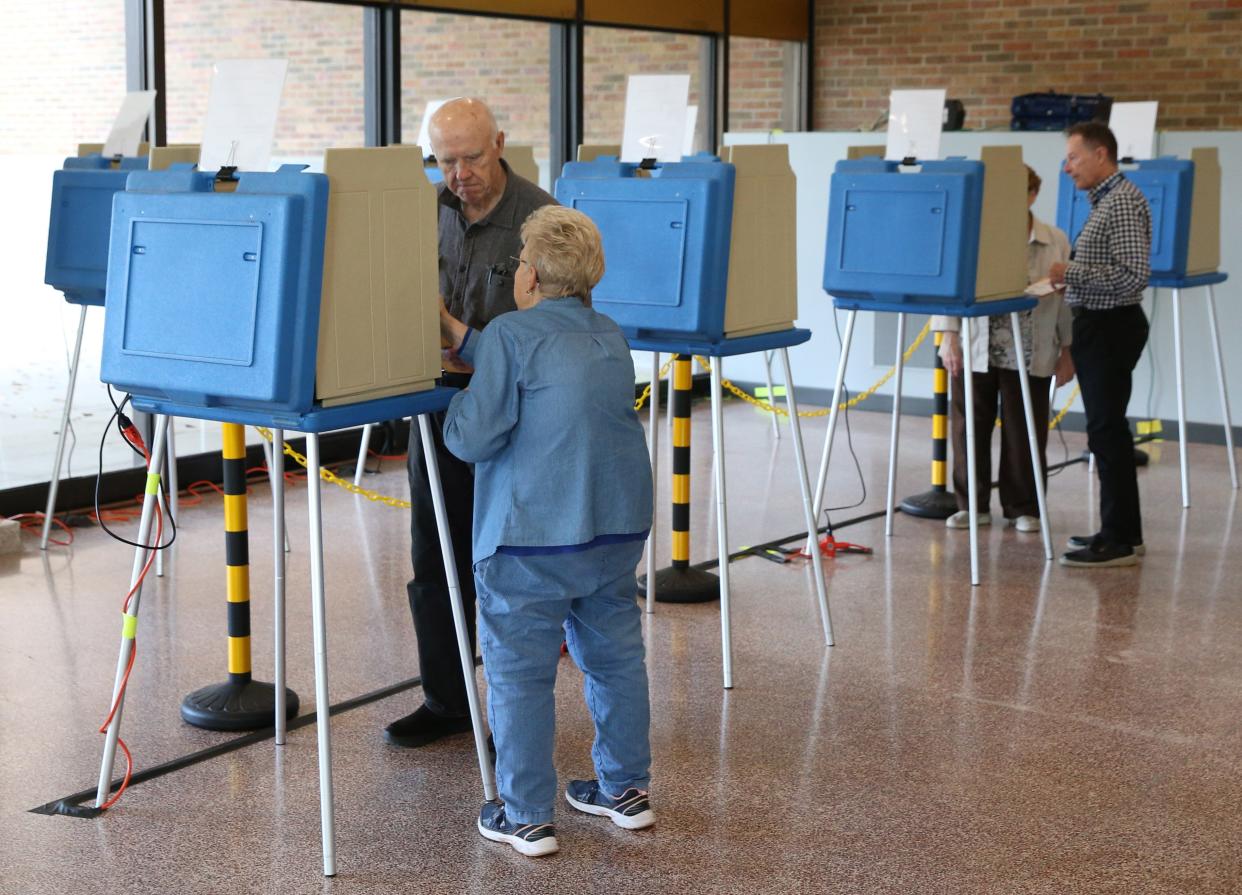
[443,296,654,563]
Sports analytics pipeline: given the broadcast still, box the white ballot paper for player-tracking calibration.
[199,59,289,172]
[1109,101,1159,161]
[102,91,156,158]
[683,105,698,156]
[1025,278,1059,297]
[885,89,946,162]
[621,74,691,164]
[417,98,451,158]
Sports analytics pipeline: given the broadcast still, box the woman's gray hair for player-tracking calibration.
[519,206,605,306]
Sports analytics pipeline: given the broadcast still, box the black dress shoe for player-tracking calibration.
[383,704,472,748]
[1059,541,1139,568]
[1066,533,1145,555]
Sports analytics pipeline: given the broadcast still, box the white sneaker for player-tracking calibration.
[1009,515,1041,533]
[946,510,991,529]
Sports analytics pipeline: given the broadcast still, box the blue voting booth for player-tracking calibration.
[824,157,995,312]
[100,164,331,419]
[45,154,148,306]
[555,155,736,341]
[554,148,832,686]
[1056,158,1196,278]
[92,151,493,877]
[815,148,1052,585]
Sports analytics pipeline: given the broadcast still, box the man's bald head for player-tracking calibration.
[429,97,508,221]
[429,97,499,149]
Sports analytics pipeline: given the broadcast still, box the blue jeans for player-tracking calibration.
[474,540,651,825]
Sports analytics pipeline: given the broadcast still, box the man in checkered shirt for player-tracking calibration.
[1048,122,1151,568]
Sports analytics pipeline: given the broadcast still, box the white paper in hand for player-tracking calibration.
[102,91,156,159]
[199,59,289,172]
[621,74,690,164]
[885,89,946,162]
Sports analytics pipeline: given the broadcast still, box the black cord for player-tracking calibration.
[821,309,868,524]
[93,398,177,551]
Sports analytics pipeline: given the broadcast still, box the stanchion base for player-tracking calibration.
[180,679,300,731]
[637,565,720,604]
[899,489,959,519]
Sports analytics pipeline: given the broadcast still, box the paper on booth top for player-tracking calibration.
[1109,101,1158,161]
[416,99,451,158]
[620,74,690,164]
[199,59,289,172]
[102,91,156,158]
[885,89,946,162]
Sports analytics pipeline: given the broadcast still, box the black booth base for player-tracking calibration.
[180,679,300,731]
[637,565,720,604]
[899,488,959,520]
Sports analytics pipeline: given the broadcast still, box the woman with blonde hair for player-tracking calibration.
[440,205,655,857]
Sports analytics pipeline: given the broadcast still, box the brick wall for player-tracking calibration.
[164,0,365,156]
[729,36,792,131]
[814,0,1242,131]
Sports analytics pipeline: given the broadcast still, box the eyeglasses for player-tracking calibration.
[510,255,530,268]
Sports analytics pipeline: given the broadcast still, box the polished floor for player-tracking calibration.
[2,400,1240,894]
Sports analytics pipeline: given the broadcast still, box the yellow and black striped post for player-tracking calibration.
[181,423,299,730]
[639,355,719,603]
[900,331,959,519]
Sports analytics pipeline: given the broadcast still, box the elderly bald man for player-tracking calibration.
[386,98,556,748]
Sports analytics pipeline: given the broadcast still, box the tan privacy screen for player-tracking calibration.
[722,143,798,337]
[1186,147,1221,276]
[974,145,1029,303]
[316,146,441,406]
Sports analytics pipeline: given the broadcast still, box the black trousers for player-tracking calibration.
[949,367,1051,518]
[1070,304,1149,546]
[406,386,477,718]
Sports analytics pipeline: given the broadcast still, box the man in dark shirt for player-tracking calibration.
[1048,122,1151,568]
[385,98,556,747]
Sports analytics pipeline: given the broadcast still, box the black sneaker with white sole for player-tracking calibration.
[477,802,558,857]
[1066,533,1145,556]
[564,779,655,830]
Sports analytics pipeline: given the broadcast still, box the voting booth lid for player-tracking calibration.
[554,146,798,342]
[824,157,984,306]
[100,163,331,414]
[823,148,1028,309]
[1056,152,1219,278]
[555,154,736,340]
[45,153,150,306]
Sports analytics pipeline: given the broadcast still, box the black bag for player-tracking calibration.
[1010,91,1113,131]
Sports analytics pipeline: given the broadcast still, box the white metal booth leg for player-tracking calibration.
[1010,312,1055,562]
[809,309,858,553]
[763,350,781,440]
[962,318,981,587]
[708,360,733,689]
[272,429,288,746]
[41,304,88,549]
[95,414,170,808]
[777,348,835,646]
[884,313,907,538]
[354,423,373,487]
[1172,288,1191,508]
[417,414,496,802]
[645,352,660,614]
[304,434,338,877]
[1205,285,1239,490]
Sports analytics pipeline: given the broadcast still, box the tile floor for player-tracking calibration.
[1,400,1239,894]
